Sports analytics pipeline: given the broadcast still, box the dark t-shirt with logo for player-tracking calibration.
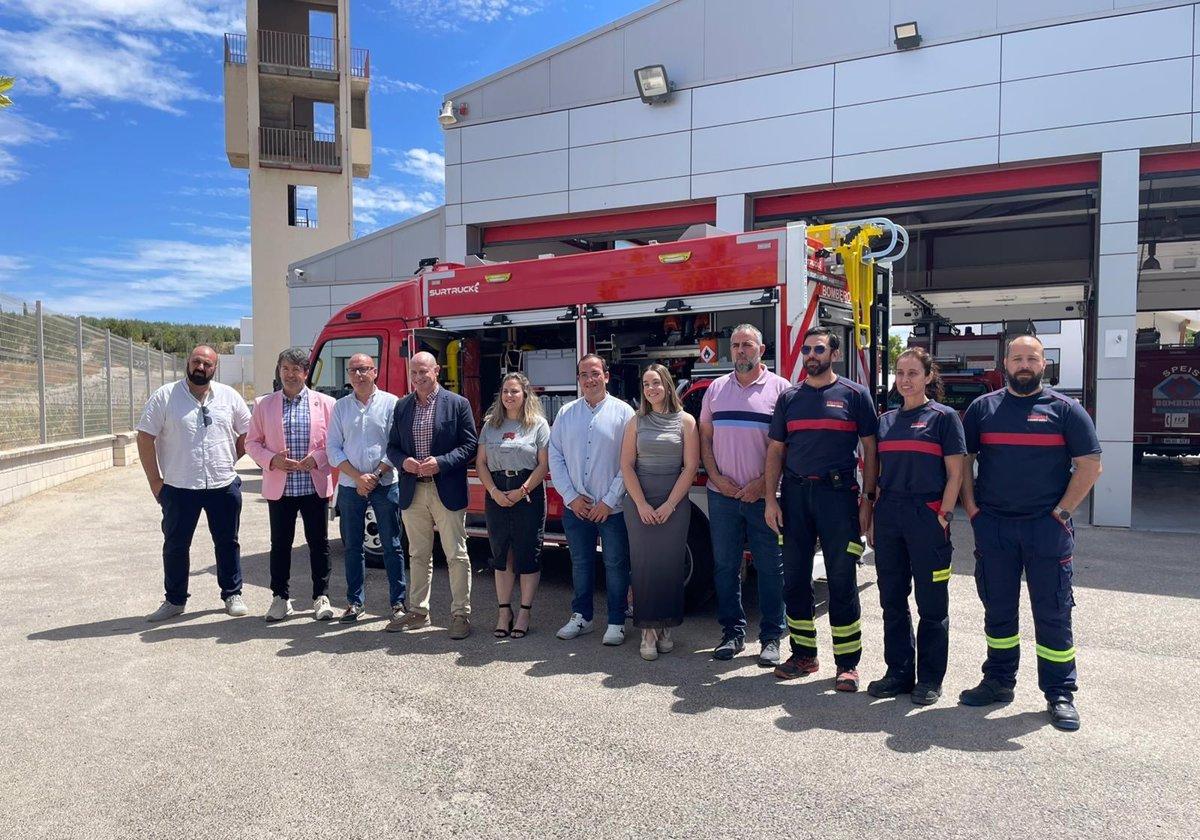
[963,387,1101,518]
[769,377,879,478]
[877,400,966,499]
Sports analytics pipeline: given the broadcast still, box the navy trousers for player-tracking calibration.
[971,509,1078,700]
[160,478,243,606]
[872,495,952,688]
[780,478,864,668]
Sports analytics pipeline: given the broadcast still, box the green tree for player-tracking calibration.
[888,333,903,368]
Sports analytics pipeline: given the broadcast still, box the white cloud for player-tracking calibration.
[374,76,438,95]
[29,237,251,317]
[0,110,62,184]
[394,147,445,185]
[391,0,543,28]
[354,182,439,231]
[0,25,216,114]
[0,0,242,36]
[0,255,30,279]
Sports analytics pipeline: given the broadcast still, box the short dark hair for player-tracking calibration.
[276,346,310,370]
[803,326,839,352]
[578,353,609,373]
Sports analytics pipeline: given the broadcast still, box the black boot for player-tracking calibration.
[958,677,1015,706]
[1047,697,1081,731]
[910,683,942,706]
[867,673,914,698]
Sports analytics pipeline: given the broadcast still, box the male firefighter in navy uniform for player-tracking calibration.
[765,327,878,692]
[959,335,1102,731]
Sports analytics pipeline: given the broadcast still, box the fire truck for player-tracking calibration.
[306,219,908,608]
[1133,328,1200,463]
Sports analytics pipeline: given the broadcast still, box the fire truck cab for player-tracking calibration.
[307,220,907,608]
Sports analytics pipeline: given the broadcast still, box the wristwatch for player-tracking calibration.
[1053,505,1073,522]
[940,510,954,523]
[864,491,877,502]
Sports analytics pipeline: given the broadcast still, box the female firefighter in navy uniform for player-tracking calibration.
[867,347,966,706]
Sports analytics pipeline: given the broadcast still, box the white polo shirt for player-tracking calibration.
[137,380,252,490]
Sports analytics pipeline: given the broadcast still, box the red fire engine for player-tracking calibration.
[307,220,908,607]
[1133,327,1200,463]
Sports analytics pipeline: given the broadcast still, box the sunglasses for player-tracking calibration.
[200,405,211,427]
[800,345,829,356]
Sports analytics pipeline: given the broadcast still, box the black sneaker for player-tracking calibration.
[339,603,363,624]
[910,683,942,706]
[712,634,745,661]
[959,678,1016,706]
[1047,697,1081,731]
[867,673,915,698]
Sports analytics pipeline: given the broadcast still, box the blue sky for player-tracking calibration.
[0,0,647,326]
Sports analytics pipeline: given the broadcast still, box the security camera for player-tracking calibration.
[293,268,305,278]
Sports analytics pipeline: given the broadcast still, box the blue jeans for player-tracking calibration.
[562,507,630,626]
[337,482,406,609]
[707,489,785,643]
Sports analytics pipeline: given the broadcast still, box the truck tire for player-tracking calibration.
[683,504,715,612]
[363,506,384,569]
[1133,449,1144,466]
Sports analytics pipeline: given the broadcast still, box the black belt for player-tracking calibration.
[785,469,857,486]
[416,476,435,483]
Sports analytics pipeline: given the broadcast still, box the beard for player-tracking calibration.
[1007,369,1042,395]
[188,368,213,386]
[734,356,760,374]
[805,358,832,377]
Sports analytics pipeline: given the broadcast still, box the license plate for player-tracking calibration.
[1161,437,1192,445]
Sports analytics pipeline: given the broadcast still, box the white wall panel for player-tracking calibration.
[835,37,1001,107]
[480,60,549,118]
[444,164,461,204]
[461,150,568,203]
[691,65,834,129]
[331,282,395,306]
[834,85,1000,156]
[998,0,1115,29]
[444,203,461,227]
[690,158,832,198]
[549,30,624,108]
[569,177,692,213]
[833,137,999,183]
[1001,5,1193,81]
[889,0,997,43]
[793,0,891,66]
[461,192,569,225]
[691,110,833,173]
[289,285,332,307]
[1099,221,1138,255]
[291,306,334,349]
[1000,114,1192,162]
[570,133,691,190]
[460,112,567,163]
[569,91,692,146]
[443,129,461,165]
[1001,58,1192,134]
[622,0,706,96]
[703,0,794,80]
[1095,378,1135,440]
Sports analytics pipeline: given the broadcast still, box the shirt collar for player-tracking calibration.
[417,384,440,407]
[283,387,307,404]
[732,365,770,389]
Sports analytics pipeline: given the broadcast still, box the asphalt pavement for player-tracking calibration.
[1,460,1196,839]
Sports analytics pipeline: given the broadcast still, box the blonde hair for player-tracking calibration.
[484,372,546,429]
[637,363,682,416]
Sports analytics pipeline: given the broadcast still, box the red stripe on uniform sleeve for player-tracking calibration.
[879,440,944,456]
[787,419,858,432]
[979,432,1066,447]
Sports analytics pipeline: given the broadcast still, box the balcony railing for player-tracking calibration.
[259,127,341,171]
[222,30,370,79]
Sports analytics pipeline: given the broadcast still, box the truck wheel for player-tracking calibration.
[363,506,384,569]
[1133,449,1144,466]
[683,505,715,612]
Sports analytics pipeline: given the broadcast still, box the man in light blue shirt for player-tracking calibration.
[326,352,405,623]
[549,354,635,645]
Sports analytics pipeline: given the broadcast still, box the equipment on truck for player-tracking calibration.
[1133,334,1200,462]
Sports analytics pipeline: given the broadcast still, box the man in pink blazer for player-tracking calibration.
[247,347,337,621]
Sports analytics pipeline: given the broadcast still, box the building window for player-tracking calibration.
[288,184,318,228]
[310,336,381,399]
[1034,320,1061,335]
[979,322,1002,335]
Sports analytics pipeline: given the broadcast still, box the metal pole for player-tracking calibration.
[128,338,135,429]
[76,317,85,437]
[144,345,151,402]
[159,345,165,382]
[35,301,47,444]
[105,330,113,434]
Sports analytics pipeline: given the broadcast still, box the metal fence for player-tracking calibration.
[0,295,184,451]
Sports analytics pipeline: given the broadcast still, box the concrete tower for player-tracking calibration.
[223,0,371,395]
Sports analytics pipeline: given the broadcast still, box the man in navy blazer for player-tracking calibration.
[387,351,478,639]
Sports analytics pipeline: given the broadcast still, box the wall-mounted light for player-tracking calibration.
[1142,242,1161,271]
[439,99,468,127]
[634,64,673,104]
[893,21,921,50]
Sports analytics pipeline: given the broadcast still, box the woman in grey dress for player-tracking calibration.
[620,363,699,661]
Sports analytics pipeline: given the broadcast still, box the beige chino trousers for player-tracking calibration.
[403,481,472,617]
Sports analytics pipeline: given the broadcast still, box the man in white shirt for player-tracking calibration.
[137,345,252,621]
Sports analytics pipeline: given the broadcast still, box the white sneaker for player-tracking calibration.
[312,596,335,621]
[656,628,675,654]
[603,624,626,646]
[146,600,184,622]
[640,629,659,661]
[224,594,248,617]
[265,596,294,622]
[556,613,594,640]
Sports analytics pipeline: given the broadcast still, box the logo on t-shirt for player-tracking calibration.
[825,400,845,410]
[1027,414,1050,423]
[502,432,517,440]
[909,421,927,429]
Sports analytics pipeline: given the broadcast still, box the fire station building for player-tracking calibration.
[289,0,1200,529]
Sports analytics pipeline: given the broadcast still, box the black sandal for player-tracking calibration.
[494,604,513,638]
[511,604,532,639]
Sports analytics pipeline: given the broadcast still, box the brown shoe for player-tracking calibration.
[384,607,409,633]
[448,615,472,640]
[394,611,430,631]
